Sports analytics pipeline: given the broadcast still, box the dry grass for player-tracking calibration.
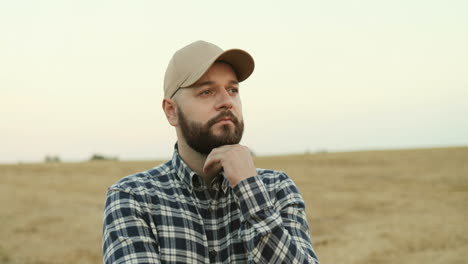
[1,147,467,263]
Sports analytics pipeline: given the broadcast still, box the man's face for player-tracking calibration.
[175,62,244,155]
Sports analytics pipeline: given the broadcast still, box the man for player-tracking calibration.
[102,40,319,263]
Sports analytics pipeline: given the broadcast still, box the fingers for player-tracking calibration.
[203,151,223,174]
[203,156,221,174]
[202,144,256,187]
[202,145,233,174]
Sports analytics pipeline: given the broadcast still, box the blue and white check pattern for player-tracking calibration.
[103,145,319,263]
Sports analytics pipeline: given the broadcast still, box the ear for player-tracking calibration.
[162,99,178,126]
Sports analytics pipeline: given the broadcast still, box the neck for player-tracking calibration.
[177,139,218,184]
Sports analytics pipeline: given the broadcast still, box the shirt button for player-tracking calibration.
[210,249,217,257]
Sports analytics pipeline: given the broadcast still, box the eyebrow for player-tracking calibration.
[192,80,239,88]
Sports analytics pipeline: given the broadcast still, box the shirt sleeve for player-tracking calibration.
[233,174,320,264]
[102,187,160,264]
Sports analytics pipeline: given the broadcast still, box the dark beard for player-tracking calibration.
[178,108,244,155]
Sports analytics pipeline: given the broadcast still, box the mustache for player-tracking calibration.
[207,111,239,127]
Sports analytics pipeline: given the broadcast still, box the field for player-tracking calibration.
[1,147,467,263]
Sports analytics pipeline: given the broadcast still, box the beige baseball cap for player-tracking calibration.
[163,40,255,99]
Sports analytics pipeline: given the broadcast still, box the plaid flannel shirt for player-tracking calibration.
[103,145,319,263]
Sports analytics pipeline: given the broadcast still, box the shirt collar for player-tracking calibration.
[219,171,230,194]
[171,143,198,192]
[171,143,230,194]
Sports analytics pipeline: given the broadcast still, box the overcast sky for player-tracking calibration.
[1,0,467,163]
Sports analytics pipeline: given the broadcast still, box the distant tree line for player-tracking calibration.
[89,154,119,161]
[43,153,119,163]
[44,155,61,163]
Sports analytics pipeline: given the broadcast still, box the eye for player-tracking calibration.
[228,87,239,94]
[199,89,213,96]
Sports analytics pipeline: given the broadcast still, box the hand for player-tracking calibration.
[203,144,257,187]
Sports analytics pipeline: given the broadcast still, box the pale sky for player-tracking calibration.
[1,0,467,163]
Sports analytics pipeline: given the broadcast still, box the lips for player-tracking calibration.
[217,117,233,123]
[215,118,234,125]
[208,111,238,127]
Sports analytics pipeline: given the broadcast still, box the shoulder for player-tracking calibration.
[107,160,175,195]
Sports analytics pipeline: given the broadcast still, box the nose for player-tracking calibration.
[215,88,234,110]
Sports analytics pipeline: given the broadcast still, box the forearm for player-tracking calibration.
[233,176,319,264]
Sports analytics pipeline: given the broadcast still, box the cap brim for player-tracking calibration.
[180,49,255,88]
